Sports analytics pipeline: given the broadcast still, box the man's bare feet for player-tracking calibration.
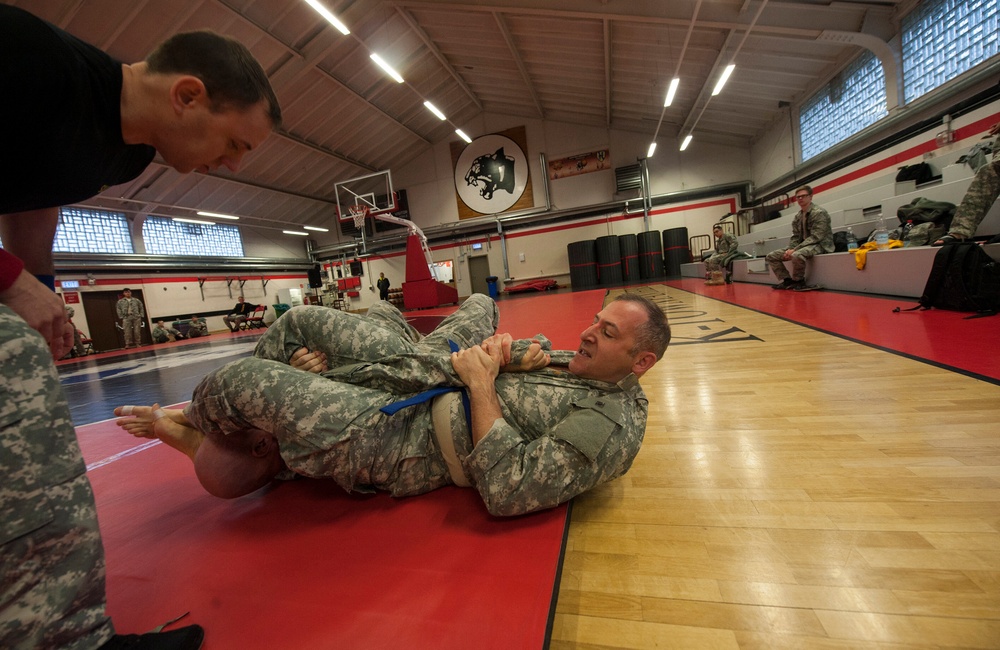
[114,403,204,461]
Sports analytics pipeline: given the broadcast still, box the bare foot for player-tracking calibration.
[114,404,204,460]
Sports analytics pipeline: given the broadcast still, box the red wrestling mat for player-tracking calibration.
[668,279,1000,382]
[77,419,569,649]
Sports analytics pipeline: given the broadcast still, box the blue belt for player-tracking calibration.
[379,340,473,429]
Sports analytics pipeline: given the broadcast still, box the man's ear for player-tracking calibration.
[250,431,277,458]
[170,75,208,115]
[631,351,658,378]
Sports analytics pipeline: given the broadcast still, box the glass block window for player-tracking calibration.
[53,207,134,254]
[902,0,999,103]
[142,216,244,257]
[799,51,888,161]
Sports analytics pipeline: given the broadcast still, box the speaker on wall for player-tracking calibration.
[307,265,323,288]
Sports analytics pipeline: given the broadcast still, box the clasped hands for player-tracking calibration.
[451,333,550,385]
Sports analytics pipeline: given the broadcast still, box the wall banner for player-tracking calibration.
[547,148,611,180]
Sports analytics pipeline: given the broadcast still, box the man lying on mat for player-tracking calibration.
[114,294,670,516]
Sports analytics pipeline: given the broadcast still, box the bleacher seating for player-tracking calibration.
[679,159,1000,298]
[729,244,1000,297]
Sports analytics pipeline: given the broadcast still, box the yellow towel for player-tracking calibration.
[853,239,903,270]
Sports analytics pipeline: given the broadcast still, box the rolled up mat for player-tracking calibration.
[638,231,664,279]
[567,240,598,289]
[619,233,639,283]
[596,235,623,286]
[662,227,689,277]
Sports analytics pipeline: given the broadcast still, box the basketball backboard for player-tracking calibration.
[335,170,396,225]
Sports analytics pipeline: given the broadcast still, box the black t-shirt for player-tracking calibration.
[0,5,156,214]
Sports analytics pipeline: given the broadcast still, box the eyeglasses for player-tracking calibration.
[794,194,810,200]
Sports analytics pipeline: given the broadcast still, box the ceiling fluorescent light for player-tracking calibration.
[455,129,472,144]
[423,101,447,120]
[680,134,693,151]
[370,53,404,83]
[664,78,680,107]
[303,225,329,232]
[283,230,309,236]
[174,217,215,225]
[196,211,239,220]
[711,64,736,96]
[303,0,350,35]
[647,142,657,158]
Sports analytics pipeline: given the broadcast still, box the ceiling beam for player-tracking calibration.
[395,6,484,112]
[492,11,545,118]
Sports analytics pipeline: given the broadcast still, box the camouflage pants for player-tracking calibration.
[186,296,498,495]
[765,244,826,281]
[949,157,1000,239]
[0,308,114,650]
[121,316,142,348]
[705,252,737,273]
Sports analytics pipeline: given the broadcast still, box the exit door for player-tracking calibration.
[469,256,491,296]
[81,290,151,352]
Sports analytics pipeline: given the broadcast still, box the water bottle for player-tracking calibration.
[846,227,858,251]
[874,214,889,251]
[902,220,915,247]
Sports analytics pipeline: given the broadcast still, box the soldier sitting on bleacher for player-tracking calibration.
[934,123,1000,245]
[765,185,834,290]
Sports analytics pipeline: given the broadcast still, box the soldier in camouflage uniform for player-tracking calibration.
[935,124,1000,244]
[117,294,670,517]
[765,185,834,290]
[116,289,145,349]
[2,4,281,648]
[0,308,112,649]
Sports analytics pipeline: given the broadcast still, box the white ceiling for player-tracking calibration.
[11,0,907,234]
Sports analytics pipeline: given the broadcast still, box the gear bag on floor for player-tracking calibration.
[894,243,1000,318]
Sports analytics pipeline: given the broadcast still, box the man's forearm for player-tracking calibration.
[466,378,504,446]
[0,208,60,276]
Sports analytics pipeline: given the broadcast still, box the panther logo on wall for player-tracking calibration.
[454,134,528,214]
[464,147,516,200]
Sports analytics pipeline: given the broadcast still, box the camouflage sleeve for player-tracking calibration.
[506,334,553,368]
[463,395,645,516]
[137,299,145,318]
[115,299,125,319]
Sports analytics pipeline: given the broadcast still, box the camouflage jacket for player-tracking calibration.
[789,204,835,253]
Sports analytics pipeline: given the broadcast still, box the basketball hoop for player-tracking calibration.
[348,204,370,230]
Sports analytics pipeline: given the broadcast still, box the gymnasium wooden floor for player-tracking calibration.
[551,281,1000,649]
[58,282,1000,648]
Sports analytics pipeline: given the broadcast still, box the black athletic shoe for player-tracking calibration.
[772,278,795,290]
[787,279,807,291]
[99,625,204,650]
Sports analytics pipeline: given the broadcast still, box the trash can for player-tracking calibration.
[272,303,291,319]
[485,276,499,299]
